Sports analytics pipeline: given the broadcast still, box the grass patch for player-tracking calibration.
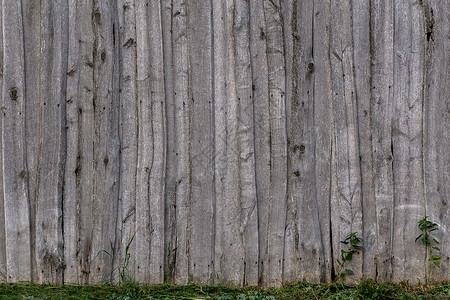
[0,280,448,299]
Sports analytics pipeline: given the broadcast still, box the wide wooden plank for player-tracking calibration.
[284,0,326,284]
[391,0,426,283]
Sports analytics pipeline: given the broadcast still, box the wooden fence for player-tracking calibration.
[0,0,448,286]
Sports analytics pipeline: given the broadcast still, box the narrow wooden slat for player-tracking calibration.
[134,0,165,284]
[117,0,138,283]
[351,0,377,280]
[171,0,191,284]
[63,0,96,284]
[160,0,177,283]
[1,0,31,282]
[423,0,449,283]
[34,0,68,284]
[218,0,245,285]
[89,0,120,283]
[370,0,394,282]
[22,0,42,282]
[262,0,288,287]
[312,0,333,283]
[0,4,5,282]
[329,0,363,283]
[249,0,270,286]
[233,0,259,286]
[187,0,215,284]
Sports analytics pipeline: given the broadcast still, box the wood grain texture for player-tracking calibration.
[0,0,448,285]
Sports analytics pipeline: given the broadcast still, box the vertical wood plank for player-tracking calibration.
[134,0,165,284]
[213,0,248,285]
[171,0,191,284]
[391,0,426,283]
[22,0,42,282]
[0,3,5,282]
[423,0,449,283]
[249,0,270,286]
[63,0,96,284]
[351,0,377,280]
[284,0,325,284]
[370,0,395,282]
[187,0,215,284]
[160,0,177,283]
[234,0,259,286]
[117,0,138,283]
[89,0,120,283]
[329,0,363,283]
[1,0,32,282]
[34,0,68,284]
[312,0,333,283]
[262,0,288,287]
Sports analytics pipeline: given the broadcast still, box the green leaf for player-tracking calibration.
[340,273,346,280]
[415,234,423,242]
[345,269,354,275]
[431,255,440,260]
[433,261,440,268]
[345,253,353,261]
[433,238,439,244]
[432,246,440,251]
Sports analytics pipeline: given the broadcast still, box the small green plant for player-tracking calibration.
[416,216,441,285]
[211,253,225,285]
[97,232,136,286]
[336,232,363,281]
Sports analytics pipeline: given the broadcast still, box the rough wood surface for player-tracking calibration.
[0,0,448,286]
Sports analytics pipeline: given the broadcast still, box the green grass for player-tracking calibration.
[0,280,448,299]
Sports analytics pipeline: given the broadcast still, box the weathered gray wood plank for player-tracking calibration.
[117,0,138,283]
[89,0,120,283]
[351,0,377,280]
[249,0,270,286]
[171,0,191,284]
[329,0,363,283]
[34,0,68,284]
[0,4,5,282]
[262,0,288,287]
[370,0,395,282]
[423,0,449,283]
[22,0,42,282]
[1,0,32,282]
[284,0,325,284]
[234,0,259,286]
[391,0,426,283]
[187,0,215,284]
[312,0,333,283]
